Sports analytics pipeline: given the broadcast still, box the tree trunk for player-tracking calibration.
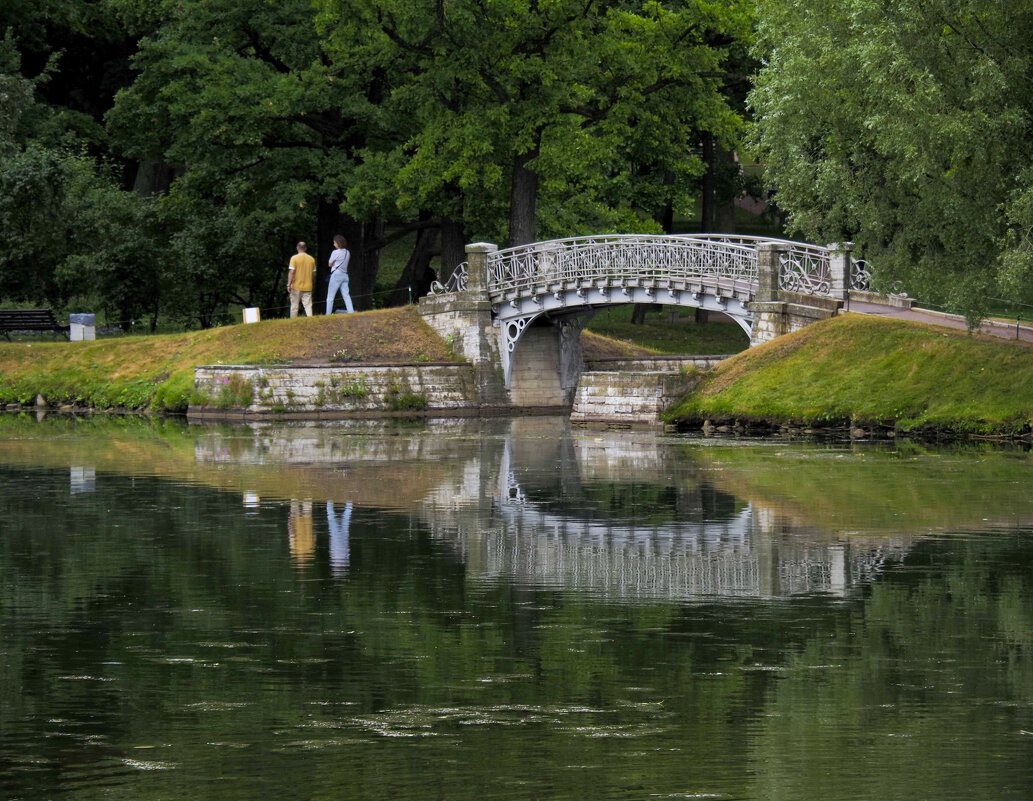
[340,216,382,311]
[255,239,292,318]
[315,199,339,314]
[715,146,738,233]
[655,171,675,234]
[700,131,716,233]
[132,161,173,197]
[439,216,467,282]
[389,213,439,305]
[509,146,540,246]
[315,202,383,314]
[631,304,649,325]
[695,145,714,321]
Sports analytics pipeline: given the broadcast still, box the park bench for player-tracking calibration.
[0,309,70,341]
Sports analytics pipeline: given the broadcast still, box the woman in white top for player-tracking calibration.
[326,234,355,314]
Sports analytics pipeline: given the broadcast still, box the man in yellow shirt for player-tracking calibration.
[287,241,317,317]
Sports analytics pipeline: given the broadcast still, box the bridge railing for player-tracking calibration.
[430,262,467,295]
[689,234,834,296]
[428,234,871,299]
[851,259,871,291]
[485,235,759,299]
[692,234,875,296]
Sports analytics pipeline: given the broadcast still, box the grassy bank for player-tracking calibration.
[0,306,659,413]
[666,314,1033,435]
[0,307,460,413]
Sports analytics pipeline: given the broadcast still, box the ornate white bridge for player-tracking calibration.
[424,234,870,400]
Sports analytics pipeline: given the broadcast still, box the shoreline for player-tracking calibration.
[5,405,1031,448]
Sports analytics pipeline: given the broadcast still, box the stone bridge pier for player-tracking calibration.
[419,243,588,409]
[749,241,853,345]
[417,244,509,409]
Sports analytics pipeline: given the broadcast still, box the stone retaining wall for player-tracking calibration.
[570,371,703,426]
[190,364,485,419]
[585,355,730,373]
[190,355,724,422]
[417,290,508,405]
[749,298,842,345]
[507,325,571,410]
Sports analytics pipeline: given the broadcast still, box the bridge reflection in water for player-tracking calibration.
[482,502,876,601]
[436,421,903,601]
[190,418,909,603]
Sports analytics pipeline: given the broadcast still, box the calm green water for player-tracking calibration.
[1,414,1033,800]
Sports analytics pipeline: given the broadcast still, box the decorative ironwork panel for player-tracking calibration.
[850,259,871,292]
[430,235,840,303]
[777,247,830,295]
[692,234,834,297]
[428,262,468,295]
[485,235,764,301]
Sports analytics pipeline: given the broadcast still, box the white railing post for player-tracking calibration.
[827,242,853,304]
[756,242,785,302]
[465,242,497,292]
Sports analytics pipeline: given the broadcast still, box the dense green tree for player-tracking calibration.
[2,0,758,322]
[0,6,166,320]
[319,0,754,248]
[750,0,1033,319]
[107,0,396,311]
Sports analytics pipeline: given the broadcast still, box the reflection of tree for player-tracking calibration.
[3,423,1033,798]
[745,538,1033,799]
[0,469,1031,798]
[690,442,1033,536]
[570,480,744,525]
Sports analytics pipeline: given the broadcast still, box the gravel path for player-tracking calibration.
[848,300,1033,344]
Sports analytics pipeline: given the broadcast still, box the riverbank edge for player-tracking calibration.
[185,357,732,422]
[664,314,1033,440]
[668,416,1033,443]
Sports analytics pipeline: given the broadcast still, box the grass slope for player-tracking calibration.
[666,314,1033,434]
[580,330,658,360]
[585,307,749,355]
[0,307,458,412]
[0,306,660,413]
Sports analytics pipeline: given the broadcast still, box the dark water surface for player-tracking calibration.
[1,414,1032,800]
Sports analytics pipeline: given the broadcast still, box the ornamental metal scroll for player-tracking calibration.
[777,246,831,295]
[691,234,835,297]
[850,259,871,292]
[428,262,468,295]
[430,235,843,301]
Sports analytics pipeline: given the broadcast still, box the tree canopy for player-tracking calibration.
[750,0,1033,319]
[0,0,755,325]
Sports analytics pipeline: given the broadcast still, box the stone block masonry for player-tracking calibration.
[190,364,484,419]
[570,371,703,426]
[417,289,508,406]
[586,355,729,373]
[507,325,569,409]
[749,297,843,346]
